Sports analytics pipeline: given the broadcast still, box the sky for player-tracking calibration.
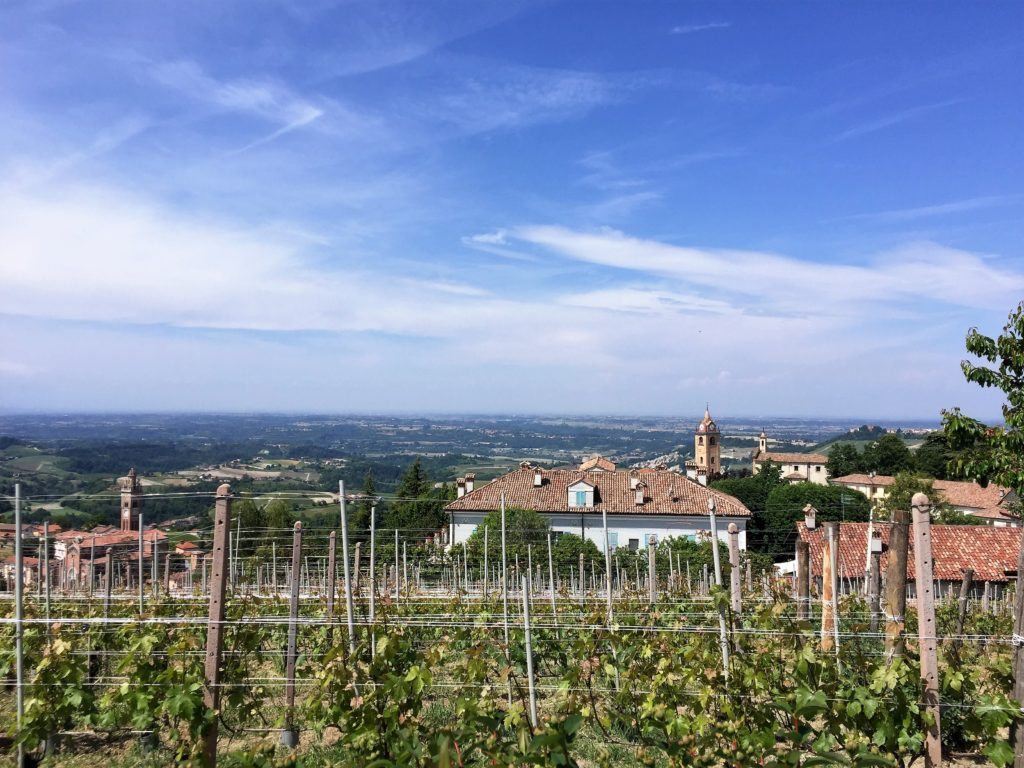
[0,0,1022,420]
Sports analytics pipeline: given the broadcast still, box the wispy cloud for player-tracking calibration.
[830,98,962,142]
[837,195,1022,222]
[151,60,325,149]
[671,22,731,35]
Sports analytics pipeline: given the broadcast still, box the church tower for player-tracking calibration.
[119,467,143,532]
[693,405,721,476]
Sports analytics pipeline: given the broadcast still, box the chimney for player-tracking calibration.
[534,468,543,487]
[870,529,883,553]
[629,473,639,490]
[464,473,475,494]
[635,482,646,506]
[803,504,817,529]
[456,477,466,498]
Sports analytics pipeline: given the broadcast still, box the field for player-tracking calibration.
[0,513,1016,768]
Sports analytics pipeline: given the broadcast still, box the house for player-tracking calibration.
[752,430,829,485]
[445,457,752,551]
[796,521,1021,598]
[175,540,205,570]
[830,474,1019,526]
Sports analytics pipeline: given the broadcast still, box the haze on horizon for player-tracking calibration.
[0,1,1020,421]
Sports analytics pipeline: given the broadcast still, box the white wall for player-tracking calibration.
[450,511,747,551]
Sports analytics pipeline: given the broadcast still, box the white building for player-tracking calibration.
[752,431,829,485]
[445,457,752,551]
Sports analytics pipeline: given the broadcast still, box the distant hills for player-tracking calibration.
[812,424,926,454]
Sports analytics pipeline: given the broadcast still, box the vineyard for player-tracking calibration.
[0,488,1021,768]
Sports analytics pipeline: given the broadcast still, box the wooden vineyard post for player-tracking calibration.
[339,482,356,655]
[368,506,376,655]
[137,515,144,615]
[202,484,232,768]
[483,525,489,599]
[647,535,657,605]
[868,549,882,633]
[501,494,510,648]
[353,541,362,594]
[579,552,586,607]
[547,531,557,626]
[282,521,303,749]
[911,493,942,767]
[820,522,836,653]
[326,530,337,644]
[521,575,538,729]
[14,485,24,768]
[796,540,810,621]
[89,535,96,599]
[1012,500,1024,767]
[953,567,974,655]
[885,505,911,660]
[603,509,613,625]
[163,553,171,595]
[708,497,730,682]
[727,523,741,616]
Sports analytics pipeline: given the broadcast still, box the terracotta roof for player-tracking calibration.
[832,475,1016,511]
[63,529,168,549]
[757,451,829,465]
[579,455,617,472]
[783,472,807,480]
[446,466,751,518]
[797,522,1022,583]
[175,541,200,551]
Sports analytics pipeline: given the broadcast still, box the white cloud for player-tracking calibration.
[671,22,731,35]
[830,99,962,142]
[512,225,1024,314]
[837,195,1021,223]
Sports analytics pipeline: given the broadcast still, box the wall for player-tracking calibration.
[450,511,748,551]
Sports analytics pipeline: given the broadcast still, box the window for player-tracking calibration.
[815,465,822,472]
[628,538,639,551]
[607,532,619,551]
[698,436,704,445]
[574,490,587,507]
[794,465,800,471]
[710,456,716,465]
[709,436,716,446]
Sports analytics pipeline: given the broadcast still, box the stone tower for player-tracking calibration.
[119,467,143,532]
[693,405,721,475]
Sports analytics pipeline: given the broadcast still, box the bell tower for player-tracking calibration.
[119,467,143,532]
[694,405,721,475]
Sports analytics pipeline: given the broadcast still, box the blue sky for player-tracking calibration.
[1,1,1021,419]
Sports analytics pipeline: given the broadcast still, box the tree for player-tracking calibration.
[943,302,1024,496]
[914,432,956,480]
[861,434,915,475]
[762,483,870,555]
[263,499,295,537]
[383,458,447,541]
[826,443,861,478]
[464,506,551,570]
[233,499,264,532]
[875,472,952,522]
[710,460,784,549]
[551,533,601,576]
[349,471,376,535]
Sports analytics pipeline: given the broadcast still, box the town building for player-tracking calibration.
[796,521,1021,598]
[752,431,829,485]
[830,474,1019,525]
[684,406,721,485]
[445,457,752,552]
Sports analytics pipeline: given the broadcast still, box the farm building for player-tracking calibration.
[795,521,1021,599]
[444,457,752,551]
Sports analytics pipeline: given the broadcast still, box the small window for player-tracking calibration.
[628,538,639,551]
[698,436,704,445]
[574,490,587,507]
[710,456,716,465]
[815,465,821,472]
[709,436,716,446]
[607,532,619,551]
[794,465,800,471]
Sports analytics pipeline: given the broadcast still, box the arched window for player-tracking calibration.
[698,436,704,445]
[709,436,716,446]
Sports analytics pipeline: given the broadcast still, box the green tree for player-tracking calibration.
[551,532,601,576]
[710,460,784,549]
[861,434,915,475]
[875,472,953,521]
[349,471,376,535]
[914,432,956,479]
[464,506,551,570]
[384,458,447,541]
[943,302,1024,497]
[826,443,861,478]
[233,499,264,532]
[762,483,870,555]
[263,499,295,537]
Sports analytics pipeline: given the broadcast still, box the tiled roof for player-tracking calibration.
[832,475,1015,511]
[445,466,751,518]
[579,455,617,472]
[796,521,1022,582]
[757,451,829,465]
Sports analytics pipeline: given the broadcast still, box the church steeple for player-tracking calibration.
[693,405,721,475]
